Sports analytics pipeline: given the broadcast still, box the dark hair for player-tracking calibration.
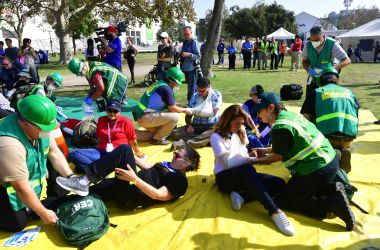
[183,26,192,31]
[214,104,249,144]
[23,38,31,44]
[320,75,339,86]
[196,77,210,88]
[310,25,323,35]
[252,84,264,97]
[274,103,287,117]
[184,146,200,172]
[295,35,300,39]
[0,41,4,46]
[5,38,12,43]
[87,38,94,57]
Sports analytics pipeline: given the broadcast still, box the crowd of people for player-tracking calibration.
[0,24,374,242]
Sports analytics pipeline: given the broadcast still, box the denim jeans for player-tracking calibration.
[184,70,197,102]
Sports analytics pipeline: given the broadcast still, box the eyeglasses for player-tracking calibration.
[2,63,9,66]
[106,109,119,114]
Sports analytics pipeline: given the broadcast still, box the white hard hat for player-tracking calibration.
[160,32,169,38]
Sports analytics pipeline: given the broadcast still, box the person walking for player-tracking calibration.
[124,37,138,85]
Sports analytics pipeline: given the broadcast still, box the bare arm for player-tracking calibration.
[90,77,105,100]
[168,105,187,113]
[134,156,154,169]
[47,135,74,177]
[334,57,351,70]
[129,140,145,158]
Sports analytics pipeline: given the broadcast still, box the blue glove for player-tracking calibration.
[84,96,93,105]
[307,69,320,76]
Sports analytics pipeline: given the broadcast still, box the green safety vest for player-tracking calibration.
[0,114,50,211]
[260,41,269,53]
[272,110,336,175]
[25,82,56,102]
[271,41,278,53]
[134,80,170,119]
[307,37,335,84]
[89,62,128,102]
[315,84,358,137]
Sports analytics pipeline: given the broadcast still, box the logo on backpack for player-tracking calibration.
[70,199,94,216]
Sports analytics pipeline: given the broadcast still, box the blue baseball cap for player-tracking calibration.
[106,100,122,112]
[252,92,281,113]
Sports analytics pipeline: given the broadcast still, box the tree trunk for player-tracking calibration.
[72,35,77,55]
[55,6,71,64]
[200,0,225,77]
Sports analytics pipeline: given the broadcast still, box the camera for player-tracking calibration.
[193,60,203,80]
[94,22,127,43]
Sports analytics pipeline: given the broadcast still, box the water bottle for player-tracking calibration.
[82,102,94,119]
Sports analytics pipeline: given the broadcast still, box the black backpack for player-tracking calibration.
[280,84,303,100]
[71,117,99,148]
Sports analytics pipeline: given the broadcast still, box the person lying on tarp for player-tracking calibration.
[56,144,200,210]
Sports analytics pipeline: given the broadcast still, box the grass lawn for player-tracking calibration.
[53,53,380,118]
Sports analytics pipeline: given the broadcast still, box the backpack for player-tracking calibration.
[280,84,303,100]
[56,195,110,246]
[9,84,35,109]
[334,168,368,214]
[71,117,98,148]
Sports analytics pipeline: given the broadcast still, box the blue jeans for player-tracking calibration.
[247,130,271,151]
[68,148,107,172]
[184,70,197,102]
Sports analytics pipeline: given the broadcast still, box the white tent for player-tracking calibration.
[267,27,295,40]
[338,18,380,62]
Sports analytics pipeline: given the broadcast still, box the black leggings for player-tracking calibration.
[127,58,135,82]
[215,164,285,215]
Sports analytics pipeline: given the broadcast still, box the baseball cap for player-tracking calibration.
[250,85,264,96]
[106,100,122,112]
[252,92,281,113]
[160,32,169,39]
[18,69,31,78]
[107,25,117,33]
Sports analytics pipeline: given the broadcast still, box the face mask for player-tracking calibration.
[47,84,57,91]
[38,130,51,138]
[311,40,322,48]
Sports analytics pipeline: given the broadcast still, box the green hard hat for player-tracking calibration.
[68,58,82,75]
[166,67,184,85]
[321,67,339,78]
[48,72,63,87]
[17,95,57,131]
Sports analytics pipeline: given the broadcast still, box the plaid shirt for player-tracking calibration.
[0,93,14,112]
[189,88,222,125]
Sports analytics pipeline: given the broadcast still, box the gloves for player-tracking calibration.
[307,69,320,76]
[84,96,93,105]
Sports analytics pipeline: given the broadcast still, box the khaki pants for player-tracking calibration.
[136,112,179,141]
[328,138,354,150]
[290,51,301,70]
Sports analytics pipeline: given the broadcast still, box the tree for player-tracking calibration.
[337,5,379,30]
[28,0,195,64]
[197,6,230,42]
[200,0,225,78]
[0,0,40,48]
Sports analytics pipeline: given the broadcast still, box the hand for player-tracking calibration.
[115,165,137,182]
[40,209,58,225]
[186,125,194,134]
[250,148,267,158]
[255,130,261,138]
[307,69,320,76]
[84,96,93,105]
[135,152,146,158]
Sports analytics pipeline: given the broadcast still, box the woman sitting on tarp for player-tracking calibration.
[242,85,271,150]
[68,100,144,172]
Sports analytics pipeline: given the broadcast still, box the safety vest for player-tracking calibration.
[272,111,335,175]
[307,37,335,84]
[89,62,128,102]
[260,41,270,53]
[134,80,170,119]
[0,114,50,211]
[271,41,278,54]
[315,84,358,137]
[25,82,56,102]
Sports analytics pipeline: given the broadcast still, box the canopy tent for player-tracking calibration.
[338,18,380,62]
[267,27,295,40]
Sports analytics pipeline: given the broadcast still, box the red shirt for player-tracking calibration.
[292,38,302,51]
[96,115,136,151]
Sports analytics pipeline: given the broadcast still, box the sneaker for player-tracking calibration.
[187,138,210,149]
[171,139,186,151]
[151,138,171,145]
[230,192,244,211]
[56,176,89,196]
[129,80,135,86]
[340,149,352,173]
[270,210,295,236]
[328,182,355,231]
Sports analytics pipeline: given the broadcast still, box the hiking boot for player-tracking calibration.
[151,138,171,145]
[340,149,352,173]
[171,139,186,151]
[230,191,244,211]
[270,210,295,236]
[187,138,210,149]
[56,176,89,196]
[328,182,355,231]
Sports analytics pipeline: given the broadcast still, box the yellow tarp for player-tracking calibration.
[1,106,380,249]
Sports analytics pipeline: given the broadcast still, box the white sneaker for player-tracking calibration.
[230,192,244,211]
[270,210,295,236]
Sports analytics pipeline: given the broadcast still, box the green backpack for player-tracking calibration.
[56,195,110,246]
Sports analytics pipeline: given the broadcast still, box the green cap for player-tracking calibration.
[17,95,57,131]
[68,58,82,75]
[252,92,281,113]
[166,67,184,85]
[321,67,339,79]
[48,72,63,87]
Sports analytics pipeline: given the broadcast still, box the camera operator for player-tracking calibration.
[157,32,175,80]
[180,26,200,103]
[100,26,122,71]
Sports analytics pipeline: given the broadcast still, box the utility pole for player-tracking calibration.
[48,30,53,54]
[343,0,353,14]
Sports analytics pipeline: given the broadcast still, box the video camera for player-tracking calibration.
[94,22,127,44]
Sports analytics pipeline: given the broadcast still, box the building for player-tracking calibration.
[295,11,320,39]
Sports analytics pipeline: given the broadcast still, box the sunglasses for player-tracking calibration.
[2,63,9,66]
[106,109,119,114]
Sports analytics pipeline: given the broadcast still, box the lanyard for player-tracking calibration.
[161,161,176,173]
[107,120,118,143]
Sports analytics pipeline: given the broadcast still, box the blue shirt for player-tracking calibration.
[105,37,122,68]
[180,39,200,72]
[146,84,175,112]
[217,43,225,52]
[227,47,237,55]
[189,88,222,125]
[0,48,4,64]
[242,41,253,50]
[0,62,21,90]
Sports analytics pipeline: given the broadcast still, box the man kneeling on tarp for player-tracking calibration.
[56,144,200,210]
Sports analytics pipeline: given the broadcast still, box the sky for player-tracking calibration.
[193,0,380,19]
